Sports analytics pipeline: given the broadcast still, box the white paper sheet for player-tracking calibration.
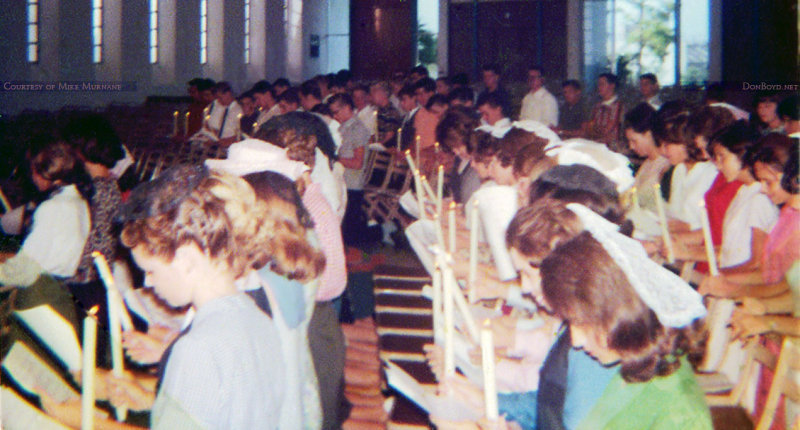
[13,306,82,371]
[2,342,78,403]
[1,387,70,430]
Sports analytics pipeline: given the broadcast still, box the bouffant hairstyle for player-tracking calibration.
[512,144,555,182]
[624,103,657,135]
[749,133,799,194]
[707,120,760,161]
[243,171,325,283]
[27,136,93,198]
[687,105,735,148]
[121,170,269,279]
[256,112,341,168]
[652,104,706,162]
[435,106,480,153]
[470,131,499,164]
[496,128,549,168]
[541,233,705,382]
[505,198,584,263]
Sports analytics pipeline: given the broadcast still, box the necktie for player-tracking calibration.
[218,106,229,139]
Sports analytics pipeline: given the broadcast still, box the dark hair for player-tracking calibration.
[309,103,332,117]
[251,80,275,97]
[214,81,233,94]
[335,69,353,86]
[448,87,474,105]
[562,79,582,91]
[451,73,469,87]
[652,103,706,161]
[425,94,448,110]
[749,133,798,193]
[278,87,301,106]
[639,73,658,85]
[28,136,93,199]
[242,170,313,229]
[410,65,429,78]
[328,92,354,109]
[273,78,291,89]
[256,112,338,166]
[197,78,215,91]
[481,64,501,75]
[352,84,369,95]
[435,106,480,153]
[687,106,736,147]
[705,82,726,102]
[300,79,321,100]
[708,120,760,161]
[624,103,657,134]
[496,128,548,168]
[471,131,499,164]
[476,92,504,109]
[598,73,618,88]
[541,233,705,383]
[436,76,451,85]
[754,91,782,107]
[415,77,436,94]
[778,95,800,121]
[528,65,544,76]
[398,84,416,99]
[62,114,124,168]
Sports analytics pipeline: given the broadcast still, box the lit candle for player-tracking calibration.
[81,306,98,430]
[172,110,179,136]
[432,255,443,341]
[481,319,499,421]
[468,199,479,302]
[237,113,243,141]
[437,164,444,218]
[420,175,436,204]
[396,127,402,151]
[184,111,190,136]
[405,149,418,173]
[699,200,719,276]
[92,252,127,422]
[653,184,675,264]
[443,264,455,378]
[448,201,456,254]
[414,169,425,220]
[252,121,259,133]
[435,141,440,154]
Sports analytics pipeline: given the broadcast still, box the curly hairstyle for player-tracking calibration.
[121,170,269,279]
[652,107,707,162]
[541,232,706,383]
[242,171,326,283]
[505,198,584,263]
[256,111,337,166]
[27,136,93,200]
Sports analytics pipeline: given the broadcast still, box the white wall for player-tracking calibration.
[0,0,351,115]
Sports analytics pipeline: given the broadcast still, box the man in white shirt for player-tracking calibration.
[519,66,558,127]
[639,73,663,110]
[252,82,281,130]
[201,82,242,145]
[477,92,511,128]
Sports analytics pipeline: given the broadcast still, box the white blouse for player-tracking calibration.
[667,161,718,229]
[720,182,778,268]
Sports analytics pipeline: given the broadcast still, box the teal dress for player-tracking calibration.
[576,357,712,430]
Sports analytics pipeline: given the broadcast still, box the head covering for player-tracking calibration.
[567,203,707,327]
[539,164,619,200]
[545,138,634,192]
[118,164,208,222]
[205,139,309,180]
[511,120,562,146]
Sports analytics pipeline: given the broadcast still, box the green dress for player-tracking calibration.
[576,357,712,430]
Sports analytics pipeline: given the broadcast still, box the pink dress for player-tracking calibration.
[303,182,347,301]
[762,206,800,283]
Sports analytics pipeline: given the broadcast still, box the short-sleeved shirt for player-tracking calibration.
[152,294,285,429]
[338,116,371,190]
[558,99,590,132]
[720,182,778,268]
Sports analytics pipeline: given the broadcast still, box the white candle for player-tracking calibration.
[434,214,446,249]
[448,201,456,254]
[413,169,425,220]
[443,265,456,378]
[184,111,190,136]
[420,175,437,204]
[93,253,127,422]
[653,184,675,264]
[437,165,444,218]
[481,319,499,421]
[236,113,243,141]
[92,252,133,331]
[432,256,443,342]
[446,266,480,343]
[81,307,98,430]
[699,200,719,276]
[405,149,418,172]
[172,111,179,136]
[631,186,639,210]
[468,199,479,302]
[396,127,402,151]
[373,110,379,141]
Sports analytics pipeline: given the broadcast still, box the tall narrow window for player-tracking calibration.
[92,0,103,63]
[244,0,251,64]
[149,0,158,63]
[200,0,208,64]
[26,0,39,63]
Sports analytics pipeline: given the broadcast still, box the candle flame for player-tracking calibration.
[450,201,456,209]
[438,164,443,171]
[91,251,103,258]
[185,112,190,117]
[483,318,491,327]
[88,305,99,317]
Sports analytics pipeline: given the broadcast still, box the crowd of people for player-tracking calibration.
[0,62,798,430]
